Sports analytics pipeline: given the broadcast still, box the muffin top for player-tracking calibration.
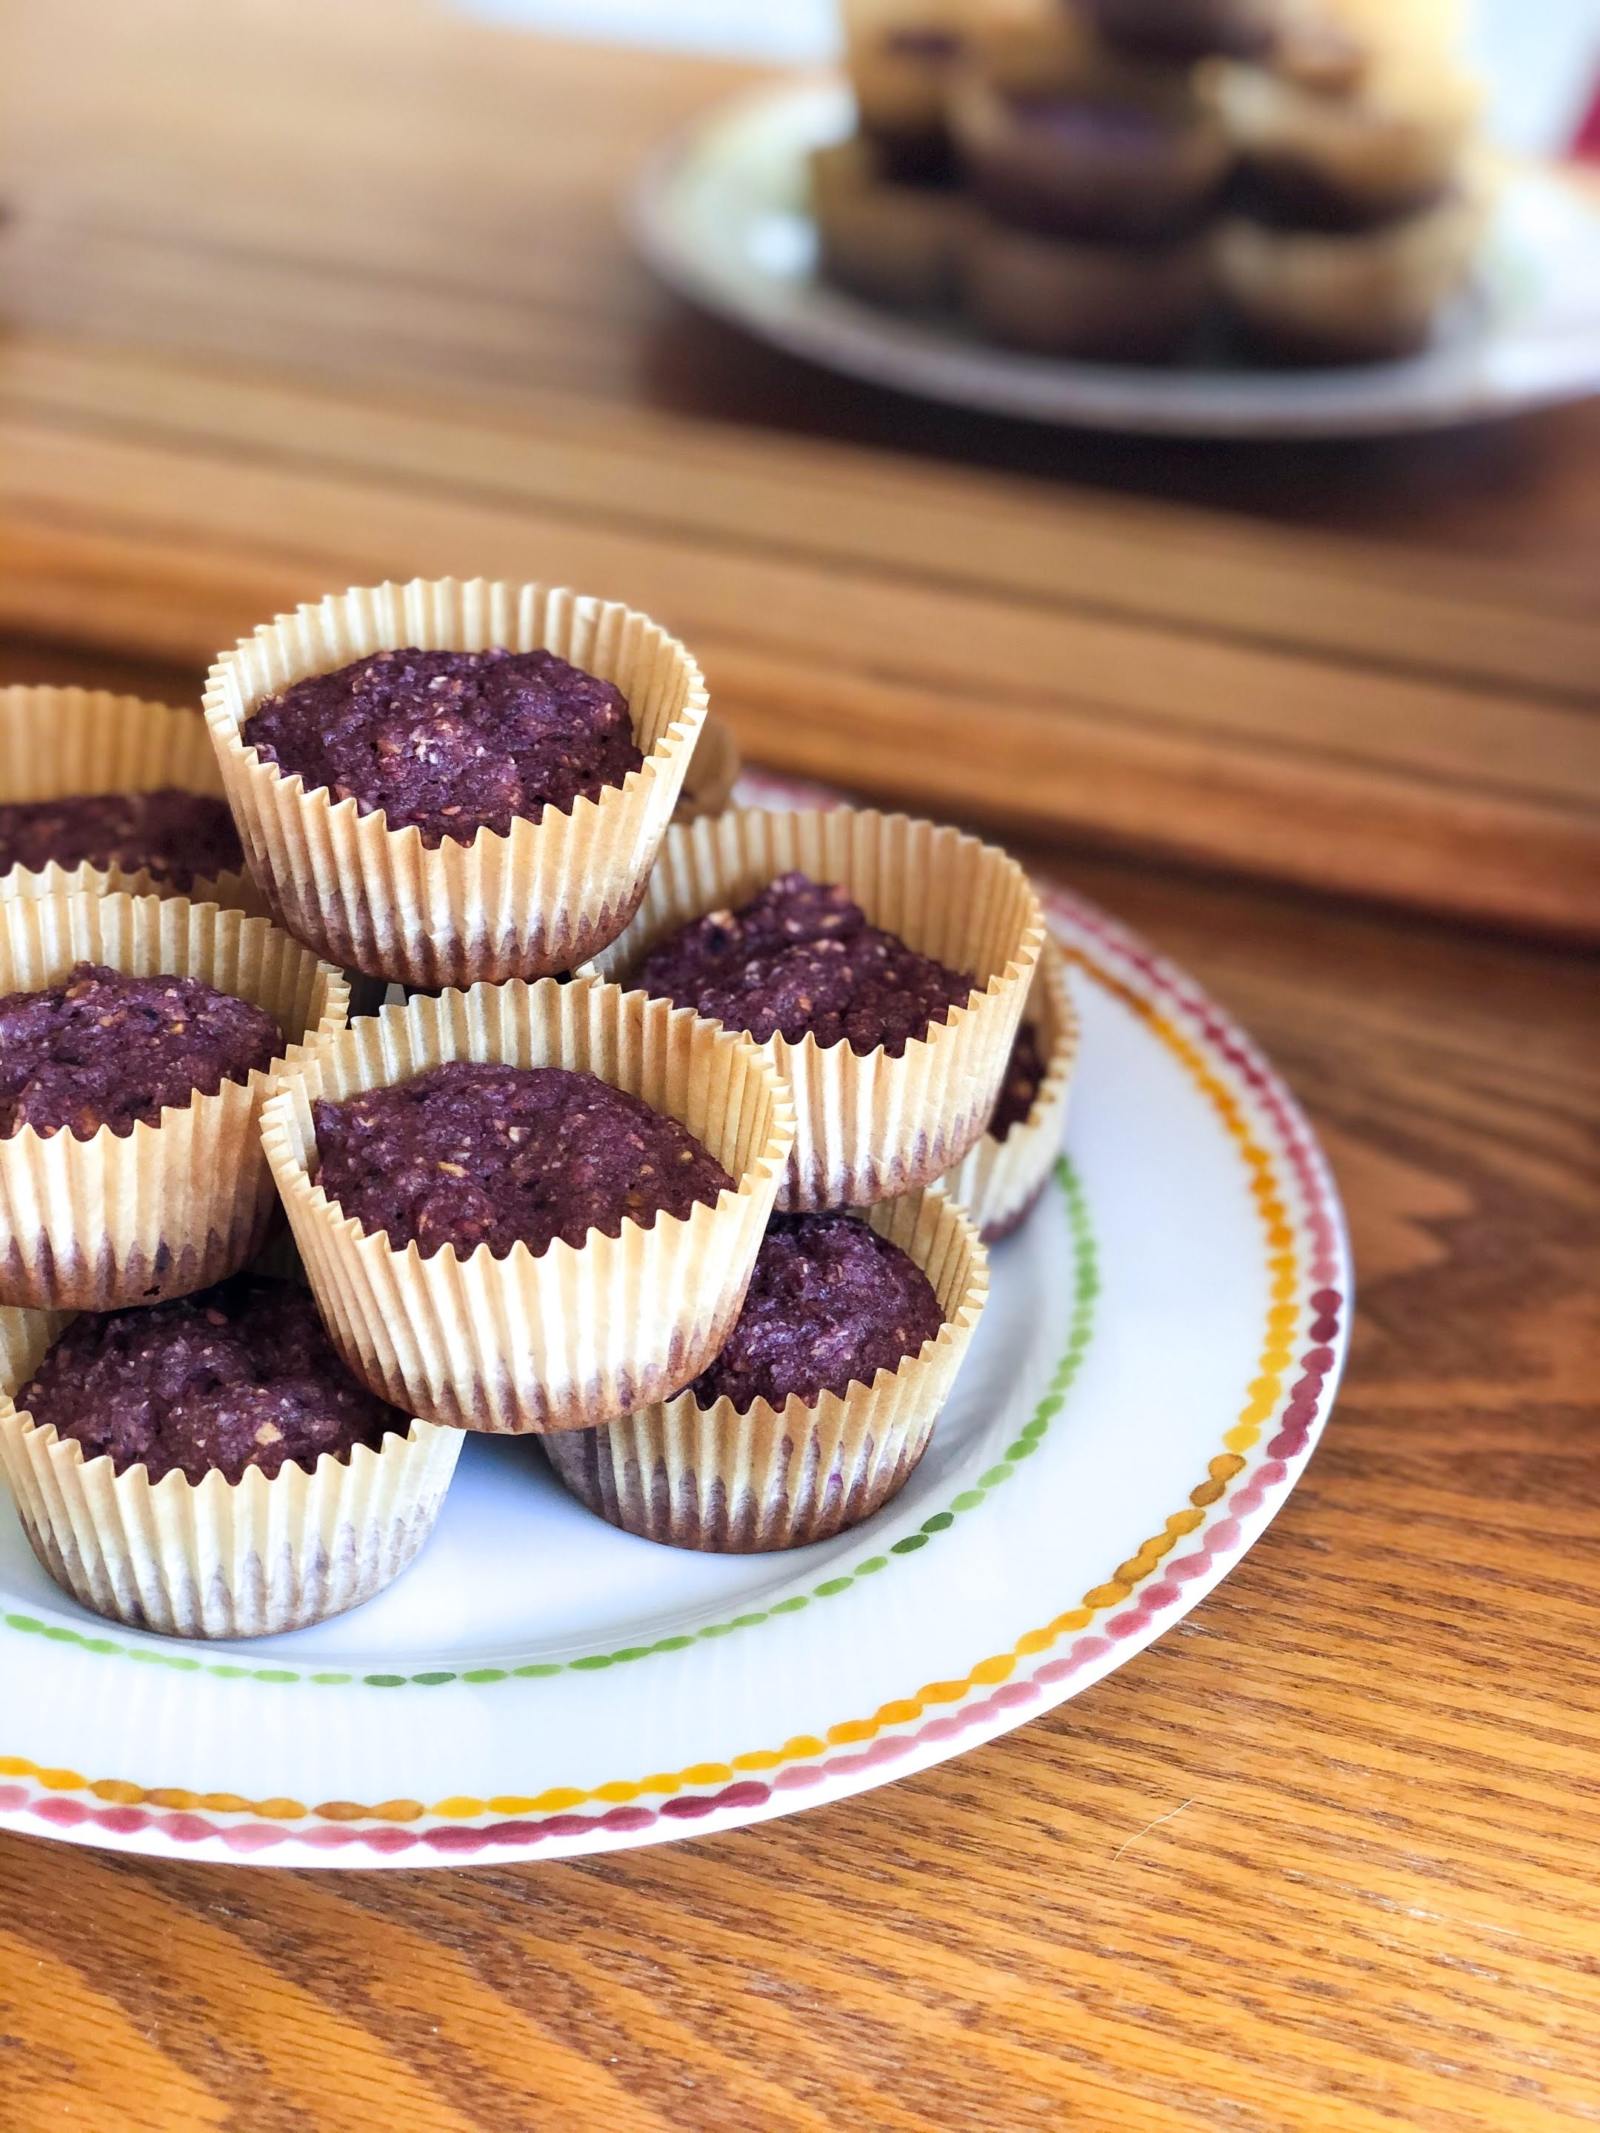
[243,646,644,849]
[0,789,244,890]
[18,1275,404,1484]
[691,1211,944,1413]
[0,963,281,1140]
[989,1019,1047,1142]
[635,870,976,1058]
[312,1060,735,1261]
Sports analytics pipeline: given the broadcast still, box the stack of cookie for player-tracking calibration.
[0,577,1079,1642]
[816,0,1484,364]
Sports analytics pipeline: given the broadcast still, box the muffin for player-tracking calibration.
[950,70,1230,244]
[0,1276,461,1636]
[810,135,972,309]
[844,0,972,180]
[965,210,1212,358]
[546,1189,988,1551]
[1213,186,1484,361]
[260,975,795,1433]
[203,577,708,988]
[1208,38,1479,230]
[0,686,254,910]
[940,936,1076,1242]
[586,809,1044,1209]
[0,891,348,1310]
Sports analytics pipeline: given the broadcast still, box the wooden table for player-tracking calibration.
[1,5,1597,2128]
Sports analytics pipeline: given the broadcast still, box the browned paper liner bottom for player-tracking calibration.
[0,893,349,1310]
[940,936,1077,1244]
[262,975,796,1433]
[0,684,262,914]
[203,577,709,987]
[586,808,1046,1210]
[0,1349,460,1640]
[546,1188,988,1552]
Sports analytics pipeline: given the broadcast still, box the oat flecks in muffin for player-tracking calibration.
[0,790,243,888]
[637,870,976,1058]
[691,1211,944,1413]
[18,1275,404,1484]
[0,963,280,1140]
[312,1060,734,1260]
[243,646,643,848]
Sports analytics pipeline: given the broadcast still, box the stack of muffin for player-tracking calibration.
[816,0,1484,363]
[0,579,1074,1642]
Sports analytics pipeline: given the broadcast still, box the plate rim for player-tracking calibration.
[630,72,1600,440]
[0,820,1353,1869]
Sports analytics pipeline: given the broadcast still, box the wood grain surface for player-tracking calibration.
[1,0,1598,939]
[1,5,1598,2130]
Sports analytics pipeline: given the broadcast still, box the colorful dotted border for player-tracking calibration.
[0,1160,1096,1690]
[0,884,1350,1857]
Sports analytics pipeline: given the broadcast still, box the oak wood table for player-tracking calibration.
[1,6,1597,2130]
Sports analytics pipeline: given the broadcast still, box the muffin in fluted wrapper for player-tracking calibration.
[0,891,349,1310]
[941,935,1076,1242]
[585,807,1046,1211]
[546,1187,988,1552]
[202,577,708,988]
[0,685,259,912]
[260,974,796,1434]
[0,1288,460,1639]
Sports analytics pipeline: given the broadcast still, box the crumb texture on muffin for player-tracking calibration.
[0,963,280,1140]
[637,870,976,1057]
[244,646,643,848]
[18,1274,403,1485]
[0,791,243,890]
[691,1211,944,1412]
[312,1060,734,1260]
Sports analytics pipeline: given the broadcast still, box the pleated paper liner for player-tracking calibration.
[545,1187,988,1553]
[0,1301,462,1639]
[260,975,797,1434]
[0,891,350,1310]
[940,936,1077,1244]
[584,807,1047,1210]
[202,577,709,988]
[0,685,264,914]
[672,714,742,824]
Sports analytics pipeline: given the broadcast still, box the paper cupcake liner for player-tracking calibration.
[545,1187,988,1553]
[203,577,708,988]
[0,892,350,1310]
[0,1304,461,1638]
[585,807,1047,1210]
[810,140,972,310]
[0,684,263,913]
[940,936,1077,1244]
[1214,186,1485,351]
[261,976,796,1434]
[673,713,742,825]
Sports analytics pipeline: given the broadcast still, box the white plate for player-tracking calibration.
[0,780,1351,1868]
[632,76,1600,438]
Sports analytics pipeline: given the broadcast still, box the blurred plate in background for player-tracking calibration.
[633,76,1600,439]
